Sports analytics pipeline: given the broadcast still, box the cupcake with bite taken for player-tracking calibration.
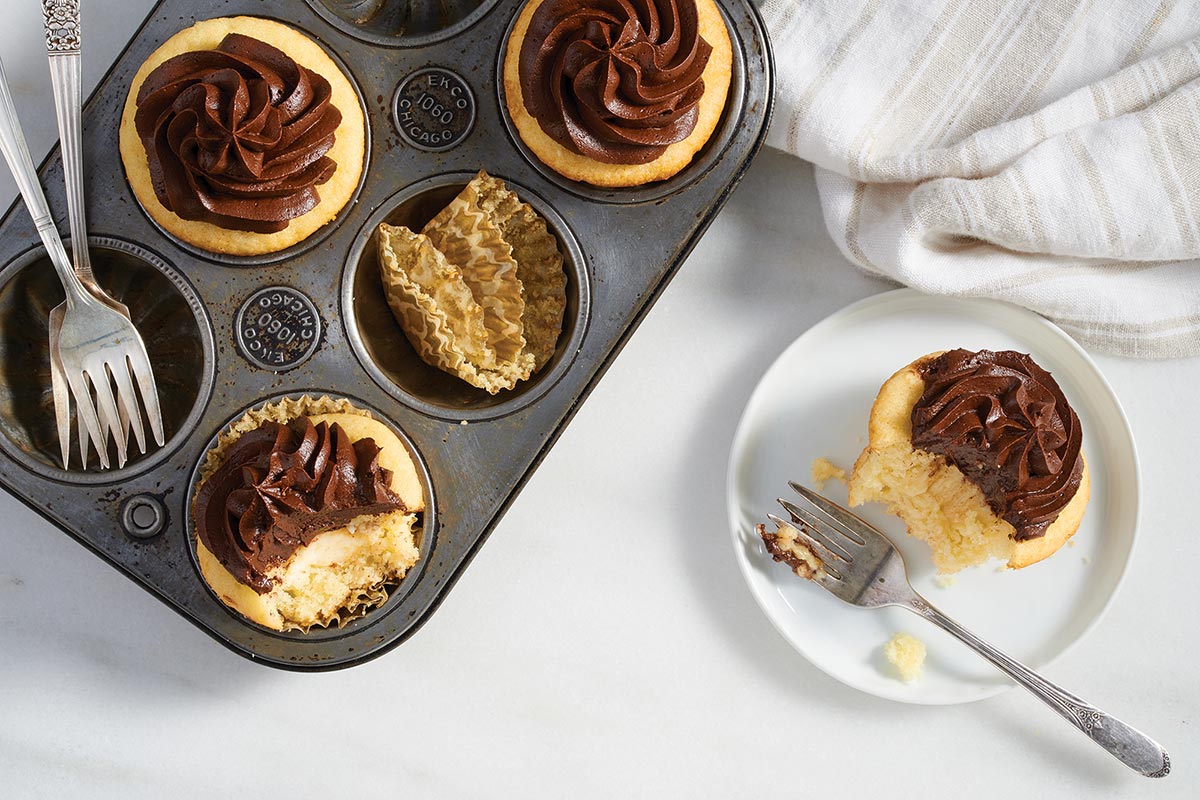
[762,349,1090,579]
[847,349,1090,573]
[192,396,425,632]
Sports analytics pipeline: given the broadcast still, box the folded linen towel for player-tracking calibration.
[762,0,1200,357]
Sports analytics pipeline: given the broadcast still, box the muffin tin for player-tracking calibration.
[0,0,773,669]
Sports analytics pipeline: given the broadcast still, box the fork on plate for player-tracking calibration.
[767,482,1169,778]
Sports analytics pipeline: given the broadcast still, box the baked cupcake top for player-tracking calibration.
[133,33,342,234]
[518,0,712,165]
[193,417,404,593]
[910,349,1084,540]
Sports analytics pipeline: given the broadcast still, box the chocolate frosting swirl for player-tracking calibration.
[518,0,712,164]
[193,419,404,593]
[134,33,341,234]
[911,350,1084,541]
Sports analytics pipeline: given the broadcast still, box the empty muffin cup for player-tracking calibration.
[0,237,214,483]
[341,173,590,421]
[305,0,499,47]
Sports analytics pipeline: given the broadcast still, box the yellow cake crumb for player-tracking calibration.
[757,520,822,580]
[932,574,957,589]
[884,632,926,683]
[810,457,847,491]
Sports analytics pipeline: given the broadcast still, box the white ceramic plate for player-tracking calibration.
[727,290,1139,705]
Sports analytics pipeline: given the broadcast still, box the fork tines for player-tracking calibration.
[765,512,843,580]
[775,499,858,564]
[772,480,891,575]
[787,482,869,545]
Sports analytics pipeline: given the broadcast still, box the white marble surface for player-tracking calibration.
[0,3,1196,797]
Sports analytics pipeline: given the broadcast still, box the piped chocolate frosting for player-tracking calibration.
[134,33,341,234]
[911,349,1083,541]
[518,0,712,165]
[193,418,403,593]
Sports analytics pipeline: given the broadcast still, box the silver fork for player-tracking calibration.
[43,0,142,466]
[0,54,163,470]
[769,482,1170,778]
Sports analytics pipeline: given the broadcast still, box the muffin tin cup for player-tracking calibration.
[0,0,772,669]
[182,391,438,641]
[0,236,214,484]
[342,172,591,421]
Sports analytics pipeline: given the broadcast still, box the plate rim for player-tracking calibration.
[725,288,1141,705]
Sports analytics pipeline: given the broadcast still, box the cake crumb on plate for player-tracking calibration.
[933,574,957,589]
[884,632,926,683]
[810,457,846,490]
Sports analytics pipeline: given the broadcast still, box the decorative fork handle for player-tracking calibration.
[0,56,91,305]
[904,594,1169,777]
[43,0,97,289]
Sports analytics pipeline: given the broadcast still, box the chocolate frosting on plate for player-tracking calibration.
[194,418,404,593]
[134,33,342,234]
[518,0,712,165]
[911,349,1084,541]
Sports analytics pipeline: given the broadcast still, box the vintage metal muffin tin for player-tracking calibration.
[0,0,772,669]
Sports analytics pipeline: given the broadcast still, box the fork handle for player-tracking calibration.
[0,56,91,305]
[44,0,98,289]
[905,596,1169,777]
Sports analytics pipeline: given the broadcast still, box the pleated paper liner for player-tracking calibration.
[425,176,530,369]
[377,172,567,395]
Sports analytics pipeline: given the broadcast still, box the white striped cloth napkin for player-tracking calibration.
[761,0,1200,358]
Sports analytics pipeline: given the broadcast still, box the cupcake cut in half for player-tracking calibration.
[848,349,1090,574]
[119,16,366,256]
[192,396,424,632]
